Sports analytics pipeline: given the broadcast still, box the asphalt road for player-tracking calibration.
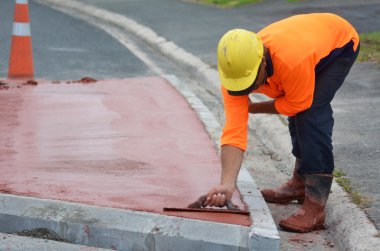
[77,0,380,229]
[80,0,380,68]
[0,0,151,80]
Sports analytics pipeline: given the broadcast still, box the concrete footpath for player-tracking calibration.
[33,0,380,250]
[0,78,278,250]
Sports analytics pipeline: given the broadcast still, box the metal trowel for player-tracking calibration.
[163,195,250,216]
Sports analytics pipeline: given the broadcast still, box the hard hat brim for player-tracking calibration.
[218,60,261,92]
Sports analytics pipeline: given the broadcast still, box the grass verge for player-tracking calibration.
[358,32,380,65]
[333,168,371,207]
[197,0,261,8]
[197,0,303,7]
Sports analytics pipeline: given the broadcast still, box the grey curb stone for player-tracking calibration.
[0,233,112,251]
[0,194,252,250]
[28,0,380,250]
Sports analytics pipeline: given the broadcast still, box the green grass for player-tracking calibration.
[195,0,303,8]
[197,0,303,7]
[197,0,261,8]
[333,168,353,193]
[358,32,380,65]
[195,0,304,8]
[333,168,371,207]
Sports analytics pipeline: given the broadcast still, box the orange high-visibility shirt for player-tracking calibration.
[221,13,359,151]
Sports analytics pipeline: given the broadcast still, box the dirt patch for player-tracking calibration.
[289,237,310,247]
[326,240,335,248]
[15,228,68,243]
[0,183,13,194]
[23,79,38,86]
[289,236,335,249]
[0,79,38,90]
[0,85,10,91]
[0,183,40,197]
[66,77,97,84]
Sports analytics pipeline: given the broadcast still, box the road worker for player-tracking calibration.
[204,13,360,233]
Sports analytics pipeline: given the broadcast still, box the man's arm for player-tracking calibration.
[248,99,279,114]
[205,145,244,207]
[205,100,278,207]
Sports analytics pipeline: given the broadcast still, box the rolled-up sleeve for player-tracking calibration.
[221,86,249,151]
[275,58,315,116]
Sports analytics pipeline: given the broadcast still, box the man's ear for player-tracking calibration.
[262,56,267,68]
[262,47,268,66]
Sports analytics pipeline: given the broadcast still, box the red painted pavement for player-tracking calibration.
[0,77,251,226]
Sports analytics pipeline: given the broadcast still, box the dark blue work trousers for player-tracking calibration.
[288,45,360,175]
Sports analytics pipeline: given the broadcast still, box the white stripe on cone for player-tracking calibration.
[12,22,31,36]
[15,0,28,4]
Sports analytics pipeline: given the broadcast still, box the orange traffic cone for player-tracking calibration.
[8,0,34,79]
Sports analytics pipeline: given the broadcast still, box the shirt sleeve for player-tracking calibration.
[275,57,315,116]
[221,86,249,151]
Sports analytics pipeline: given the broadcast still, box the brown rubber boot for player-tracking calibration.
[279,174,333,233]
[261,158,305,204]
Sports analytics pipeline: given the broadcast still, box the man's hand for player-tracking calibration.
[202,145,243,207]
[204,184,235,207]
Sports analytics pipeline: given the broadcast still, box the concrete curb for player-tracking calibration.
[0,233,112,251]
[326,183,380,251]
[0,194,254,250]
[32,0,380,250]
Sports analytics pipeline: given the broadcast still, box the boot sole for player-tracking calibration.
[279,222,325,233]
[264,198,305,205]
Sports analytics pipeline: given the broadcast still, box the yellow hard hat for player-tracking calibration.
[217,29,263,91]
